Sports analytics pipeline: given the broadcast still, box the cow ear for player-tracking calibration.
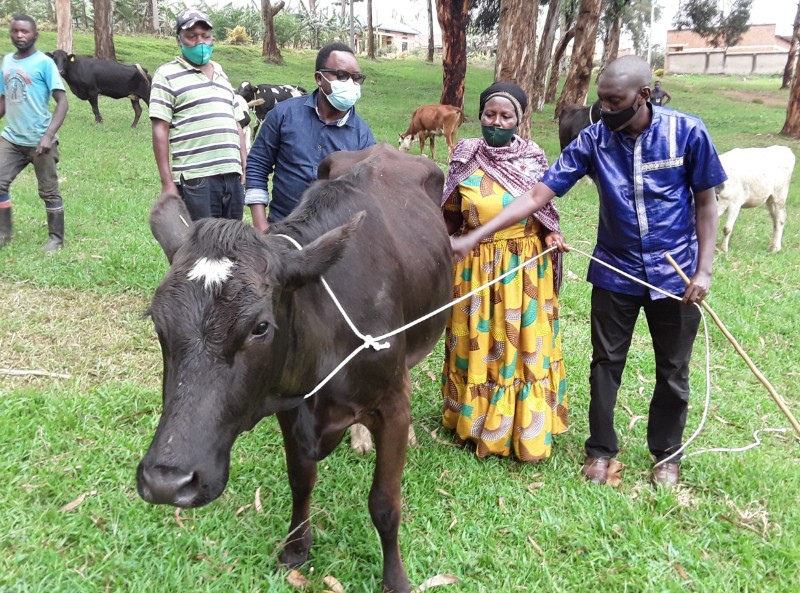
[149,192,194,264]
[68,54,76,61]
[278,211,365,290]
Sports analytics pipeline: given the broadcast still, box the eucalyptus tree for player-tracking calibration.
[782,1,800,90]
[437,0,473,108]
[56,0,73,52]
[555,0,602,119]
[94,0,116,60]
[530,0,562,112]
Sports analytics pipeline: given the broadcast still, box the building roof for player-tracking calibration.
[375,16,420,36]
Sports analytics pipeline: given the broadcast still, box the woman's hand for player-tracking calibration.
[450,232,477,262]
[544,231,570,252]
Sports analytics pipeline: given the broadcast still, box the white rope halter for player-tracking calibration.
[277,233,785,463]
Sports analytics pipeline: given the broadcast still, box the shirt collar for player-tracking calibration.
[308,89,352,127]
[175,55,219,76]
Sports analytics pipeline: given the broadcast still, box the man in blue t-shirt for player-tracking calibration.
[244,42,375,231]
[0,14,69,250]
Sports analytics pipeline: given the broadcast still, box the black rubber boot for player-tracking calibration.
[0,207,11,248]
[43,209,64,251]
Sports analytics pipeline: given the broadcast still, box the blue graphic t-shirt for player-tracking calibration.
[0,50,65,146]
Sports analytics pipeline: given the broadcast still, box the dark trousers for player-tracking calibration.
[586,287,701,462]
[179,172,244,221]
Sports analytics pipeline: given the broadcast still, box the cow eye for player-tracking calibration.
[251,321,270,338]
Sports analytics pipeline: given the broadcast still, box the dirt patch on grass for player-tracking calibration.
[721,89,787,107]
[0,281,161,391]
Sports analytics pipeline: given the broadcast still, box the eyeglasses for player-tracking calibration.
[318,68,366,85]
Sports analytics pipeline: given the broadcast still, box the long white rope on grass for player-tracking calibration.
[278,233,781,461]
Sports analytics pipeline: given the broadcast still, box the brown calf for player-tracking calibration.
[398,103,465,159]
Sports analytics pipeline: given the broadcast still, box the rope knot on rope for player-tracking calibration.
[363,335,390,350]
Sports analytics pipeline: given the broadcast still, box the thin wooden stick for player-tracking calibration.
[665,253,800,436]
[0,368,72,379]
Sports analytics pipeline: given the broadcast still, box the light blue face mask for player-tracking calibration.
[322,78,361,112]
[181,42,213,66]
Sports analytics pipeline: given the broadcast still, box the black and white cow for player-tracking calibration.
[48,50,151,128]
[236,81,307,133]
[137,143,453,593]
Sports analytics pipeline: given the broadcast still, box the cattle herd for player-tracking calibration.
[46,52,306,133]
[38,51,796,593]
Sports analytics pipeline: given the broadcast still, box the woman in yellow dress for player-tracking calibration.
[440,82,568,461]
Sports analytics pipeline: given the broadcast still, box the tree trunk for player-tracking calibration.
[427,0,435,63]
[55,0,73,53]
[261,0,285,64]
[367,0,375,59]
[150,0,160,34]
[93,0,117,60]
[531,0,562,112]
[545,26,575,106]
[601,15,622,71]
[437,0,473,109]
[494,0,538,139]
[782,1,800,90]
[781,33,800,136]
[555,0,602,120]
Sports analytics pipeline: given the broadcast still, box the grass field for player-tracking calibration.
[1,32,799,592]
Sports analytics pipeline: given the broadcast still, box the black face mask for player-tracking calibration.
[600,101,639,131]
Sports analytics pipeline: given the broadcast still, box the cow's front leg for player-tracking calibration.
[89,95,103,124]
[276,409,317,568]
[367,372,413,593]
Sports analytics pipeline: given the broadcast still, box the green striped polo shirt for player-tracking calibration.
[150,57,245,182]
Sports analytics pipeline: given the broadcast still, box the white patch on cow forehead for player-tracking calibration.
[187,257,235,290]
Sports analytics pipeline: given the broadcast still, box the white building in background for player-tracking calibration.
[665,24,791,75]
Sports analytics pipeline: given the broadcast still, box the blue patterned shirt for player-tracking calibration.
[542,105,727,299]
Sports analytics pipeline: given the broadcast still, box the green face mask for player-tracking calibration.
[481,124,516,147]
[181,42,213,66]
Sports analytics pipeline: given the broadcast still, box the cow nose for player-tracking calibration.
[138,464,200,507]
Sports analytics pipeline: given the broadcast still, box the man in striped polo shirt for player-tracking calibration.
[150,8,247,221]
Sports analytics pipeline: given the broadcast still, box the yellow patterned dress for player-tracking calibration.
[441,169,568,461]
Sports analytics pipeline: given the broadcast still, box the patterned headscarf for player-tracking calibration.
[441,135,563,293]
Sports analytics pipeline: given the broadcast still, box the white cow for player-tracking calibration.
[715,145,795,253]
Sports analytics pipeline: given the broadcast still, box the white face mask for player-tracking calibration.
[322,78,361,112]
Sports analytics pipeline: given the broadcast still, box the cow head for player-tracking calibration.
[47,49,74,76]
[137,193,364,508]
[398,133,416,153]
[236,81,255,102]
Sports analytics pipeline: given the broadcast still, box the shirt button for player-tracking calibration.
[317,145,322,150]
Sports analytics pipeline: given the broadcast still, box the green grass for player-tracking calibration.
[1,32,799,592]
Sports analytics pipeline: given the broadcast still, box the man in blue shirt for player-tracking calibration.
[244,42,375,231]
[0,14,69,250]
[450,56,726,488]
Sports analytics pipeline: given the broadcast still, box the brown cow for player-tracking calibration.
[398,103,465,160]
[137,143,453,593]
